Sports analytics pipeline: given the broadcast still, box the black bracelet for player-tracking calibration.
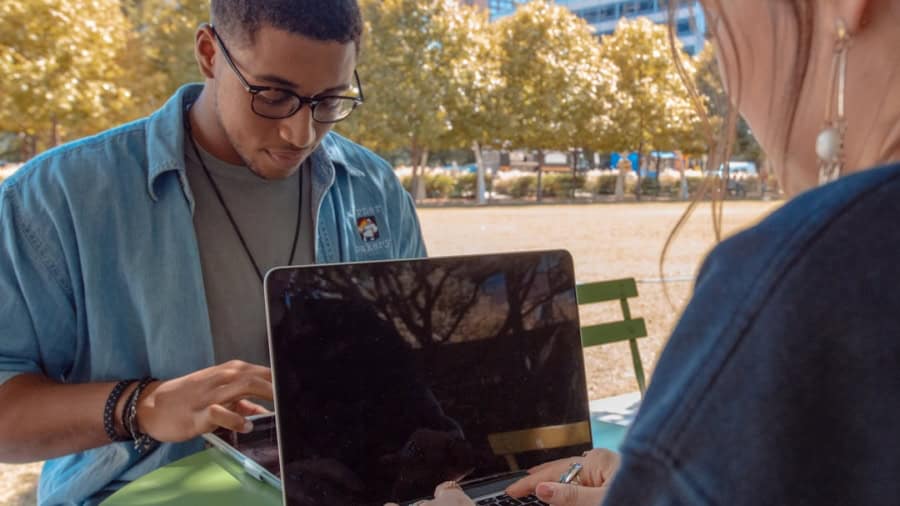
[103,380,137,442]
[123,377,160,455]
[122,378,151,439]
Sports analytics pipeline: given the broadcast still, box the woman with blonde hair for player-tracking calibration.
[409,0,900,504]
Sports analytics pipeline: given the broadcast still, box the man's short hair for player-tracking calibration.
[211,0,363,47]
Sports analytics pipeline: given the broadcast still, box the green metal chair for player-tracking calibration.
[576,278,649,396]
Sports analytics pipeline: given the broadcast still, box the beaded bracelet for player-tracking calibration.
[103,379,137,442]
[122,377,160,455]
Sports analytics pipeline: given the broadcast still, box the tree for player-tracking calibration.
[340,0,493,201]
[493,0,612,201]
[430,2,501,204]
[121,0,208,115]
[598,17,705,199]
[0,0,136,155]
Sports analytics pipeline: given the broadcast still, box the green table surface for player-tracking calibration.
[102,448,282,506]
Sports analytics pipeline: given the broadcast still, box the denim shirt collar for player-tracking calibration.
[145,84,198,207]
[144,83,356,215]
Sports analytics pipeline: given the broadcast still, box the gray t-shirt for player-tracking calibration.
[185,141,315,367]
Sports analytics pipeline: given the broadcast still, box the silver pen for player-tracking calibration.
[559,462,583,484]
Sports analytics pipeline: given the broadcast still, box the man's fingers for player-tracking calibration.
[234,399,271,416]
[205,404,253,434]
[535,482,608,506]
[207,361,273,387]
[212,376,274,405]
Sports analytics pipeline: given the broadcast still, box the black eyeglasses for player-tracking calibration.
[210,25,364,123]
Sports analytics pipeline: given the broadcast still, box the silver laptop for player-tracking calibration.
[263,250,593,505]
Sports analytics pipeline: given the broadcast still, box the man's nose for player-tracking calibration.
[279,104,316,148]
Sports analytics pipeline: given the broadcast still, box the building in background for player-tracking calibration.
[479,0,706,55]
[487,0,526,13]
[457,0,529,16]
[557,0,705,54]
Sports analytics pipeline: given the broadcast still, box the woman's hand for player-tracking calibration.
[385,449,621,506]
[505,448,621,506]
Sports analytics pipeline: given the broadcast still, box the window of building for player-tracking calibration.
[579,8,600,24]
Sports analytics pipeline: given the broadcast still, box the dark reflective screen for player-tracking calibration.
[265,250,591,505]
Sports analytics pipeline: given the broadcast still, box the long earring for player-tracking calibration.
[816,19,852,185]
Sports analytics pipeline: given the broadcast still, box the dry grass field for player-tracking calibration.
[0,200,779,505]
[418,201,780,398]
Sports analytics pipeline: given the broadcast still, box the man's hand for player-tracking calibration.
[137,360,273,442]
[505,448,621,506]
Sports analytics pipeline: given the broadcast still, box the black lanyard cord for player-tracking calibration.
[183,102,302,283]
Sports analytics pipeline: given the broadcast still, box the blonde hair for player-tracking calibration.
[661,0,815,303]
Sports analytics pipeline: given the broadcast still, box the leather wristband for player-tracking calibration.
[103,379,137,442]
[122,377,160,455]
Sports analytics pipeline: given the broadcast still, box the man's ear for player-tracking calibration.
[195,24,216,80]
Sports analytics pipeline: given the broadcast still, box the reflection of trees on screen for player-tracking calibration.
[269,253,589,476]
[281,254,575,347]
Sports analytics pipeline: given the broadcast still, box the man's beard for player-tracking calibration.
[214,97,272,180]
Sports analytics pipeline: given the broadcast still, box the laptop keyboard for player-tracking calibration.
[475,494,548,505]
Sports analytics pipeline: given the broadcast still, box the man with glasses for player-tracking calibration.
[0,1,425,503]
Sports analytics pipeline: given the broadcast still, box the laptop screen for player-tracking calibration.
[265,250,591,505]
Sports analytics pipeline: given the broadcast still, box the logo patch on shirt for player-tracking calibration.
[357,216,380,242]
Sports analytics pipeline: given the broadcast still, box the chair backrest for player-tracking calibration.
[487,421,592,471]
[576,278,648,395]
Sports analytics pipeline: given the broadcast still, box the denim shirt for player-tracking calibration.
[0,84,426,505]
[603,162,900,505]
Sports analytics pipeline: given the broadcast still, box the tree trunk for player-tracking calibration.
[570,149,578,200]
[416,149,429,202]
[410,145,429,203]
[472,141,486,205]
[635,144,644,202]
[489,164,499,205]
[536,150,544,202]
[410,145,422,202]
[615,156,626,202]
